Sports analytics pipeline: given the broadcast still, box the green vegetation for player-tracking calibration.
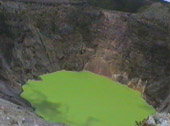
[87,0,148,12]
[21,70,155,126]
[87,0,164,12]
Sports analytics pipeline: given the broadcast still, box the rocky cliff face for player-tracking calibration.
[84,3,170,112]
[0,0,169,119]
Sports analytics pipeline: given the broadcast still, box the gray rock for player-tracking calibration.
[147,116,156,125]
[0,98,66,126]
[146,113,170,126]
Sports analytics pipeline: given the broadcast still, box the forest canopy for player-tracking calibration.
[87,0,163,12]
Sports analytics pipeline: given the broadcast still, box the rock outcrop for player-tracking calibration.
[0,98,65,126]
[142,113,170,126]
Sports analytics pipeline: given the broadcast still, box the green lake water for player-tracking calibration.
[21,70,155,126]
